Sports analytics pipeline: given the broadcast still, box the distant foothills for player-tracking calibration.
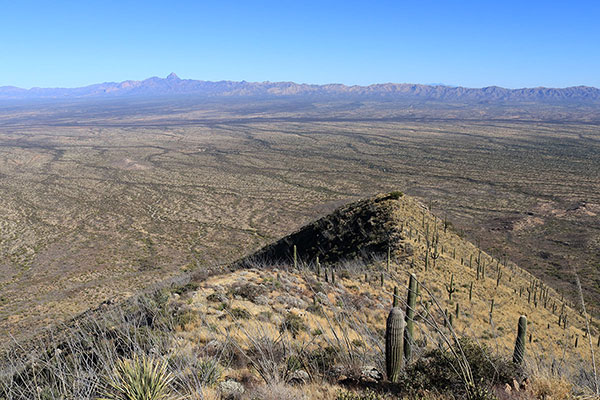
[1,73,599,102]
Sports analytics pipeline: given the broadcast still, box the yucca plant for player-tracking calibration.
[197,358,224,386]
[101,354,175,400]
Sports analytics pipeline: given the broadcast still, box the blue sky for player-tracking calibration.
[1,1,599,89]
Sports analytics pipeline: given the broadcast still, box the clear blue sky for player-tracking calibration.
[1,0,599,89]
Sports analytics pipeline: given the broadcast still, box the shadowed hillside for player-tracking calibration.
[242,192,405,265]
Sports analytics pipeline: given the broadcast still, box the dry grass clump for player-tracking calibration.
[245,383,306,400]
[528,377,573,400]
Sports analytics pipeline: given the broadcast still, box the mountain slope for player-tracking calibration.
[1,73,599,103]
[1,193,596,398]
[236,193,593,363]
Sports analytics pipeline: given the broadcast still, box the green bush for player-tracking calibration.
[279,312,306,338]
[403,339,518,398]
[387,191,403,200]
[230,307,251,320]
[171,282,199,296]
[304,346,337,377]
[174,308,197,328]
[228,282,267,302]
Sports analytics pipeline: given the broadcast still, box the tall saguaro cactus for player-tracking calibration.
[293,245,297,269]
[316,256,321,278]
[386,307,406,383]
[404,274,417,361]
[513,315,527,365]
[387,246,391,271]
[446,274,456,301]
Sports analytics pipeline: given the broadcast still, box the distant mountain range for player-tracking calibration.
[1,73,599,103]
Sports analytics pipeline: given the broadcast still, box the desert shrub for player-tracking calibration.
[280,312,306,338]
[306,303,324,316]
[340,270,352,279]
[245,336,288,383]
[286,355,303,373]
[247,383,305,400]
[257,311,273,322]
[101,354,175,400]
[403,339,517,399]
[303,346,338,377]
[336,388,383,400]
[171,282,199,296]
[203,340,247,369]
[228,282,267,302]
[276,294,308,309]
[207,291,228,303]
[386,191,403,200]
[231,307,251,320]
[173,305,198,328]
[527,377,572,400]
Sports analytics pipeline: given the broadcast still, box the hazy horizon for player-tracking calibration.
[2,72,599,92]
[1,1,599,90]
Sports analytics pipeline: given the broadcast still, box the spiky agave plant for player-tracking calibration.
[101,354,175,400]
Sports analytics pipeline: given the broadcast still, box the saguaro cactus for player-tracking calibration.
[496,269,502,288]
[404,274,417,361]
[316,256,320,278]
[393,286,399,307]
[513,315,527,365]
[446,274,456,301]
[482,261,486,279]
[293,245,297,269]
[431,246,440,268]
[386,307,406,383]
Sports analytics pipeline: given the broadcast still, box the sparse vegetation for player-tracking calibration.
[1,100,600,343]
[2,188,597,399]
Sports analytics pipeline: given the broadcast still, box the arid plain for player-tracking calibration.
[1,97,599,341]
